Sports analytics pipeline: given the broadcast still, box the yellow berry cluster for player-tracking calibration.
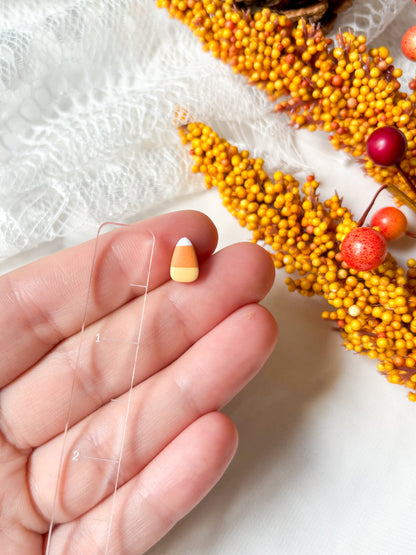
[158,0,416,202]
[179,120,416,400]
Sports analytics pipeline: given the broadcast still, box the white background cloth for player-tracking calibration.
[2,1,416,554]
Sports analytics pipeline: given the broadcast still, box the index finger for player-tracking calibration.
[0,211,218,387]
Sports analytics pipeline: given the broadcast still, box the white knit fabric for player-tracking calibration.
[0,0,412,259]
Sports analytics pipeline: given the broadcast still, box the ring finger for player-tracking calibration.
[29,303,278,524]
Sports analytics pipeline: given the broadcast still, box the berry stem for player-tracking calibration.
[395,163,416,195]
[357,184,388,227]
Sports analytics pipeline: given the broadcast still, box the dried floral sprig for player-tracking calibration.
[179,120,416,400]
[158,0,416,207]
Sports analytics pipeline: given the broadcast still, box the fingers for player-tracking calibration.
[46,412,238,554]
[1,242,275,449]
[29,304,278,523]
[0,211,217,387]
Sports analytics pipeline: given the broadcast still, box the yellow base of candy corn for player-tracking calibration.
[170,266,199,283]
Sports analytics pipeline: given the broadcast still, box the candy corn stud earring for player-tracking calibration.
[170,237,199,283]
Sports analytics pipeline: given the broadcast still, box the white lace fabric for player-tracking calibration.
[0,0,412,259]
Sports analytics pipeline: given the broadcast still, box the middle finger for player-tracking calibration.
[1,242,274,449]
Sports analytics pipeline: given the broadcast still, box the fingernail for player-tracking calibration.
[170,237,199,283]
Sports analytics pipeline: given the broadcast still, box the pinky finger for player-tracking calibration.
[46,412,238,554]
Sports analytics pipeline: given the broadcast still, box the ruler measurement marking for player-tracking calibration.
[80,454,120,464]
[95,333,139,346]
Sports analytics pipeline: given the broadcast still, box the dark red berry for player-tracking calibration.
[371,206,407,241]
[341,227,387,270]
[366,127,407,167]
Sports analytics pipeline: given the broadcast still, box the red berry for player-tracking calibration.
[370,206,407,241]
[341,227,387,271]
[402,25,416,62]
[366,126,407,167]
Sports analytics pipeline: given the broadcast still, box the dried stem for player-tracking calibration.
[357,184,388,227]
[396,163,416,196]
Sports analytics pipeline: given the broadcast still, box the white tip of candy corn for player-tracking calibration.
[176,237,193,247]
[170,237,199,283]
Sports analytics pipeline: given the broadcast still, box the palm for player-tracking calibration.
[0,211,277,554]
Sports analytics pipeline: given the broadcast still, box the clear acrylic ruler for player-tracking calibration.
[45,222,155,553]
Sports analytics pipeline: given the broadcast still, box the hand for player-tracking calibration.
[0,211,277,553]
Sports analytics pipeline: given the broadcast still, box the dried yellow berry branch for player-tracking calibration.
[158,0,416,204]
[179,120,416,400]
